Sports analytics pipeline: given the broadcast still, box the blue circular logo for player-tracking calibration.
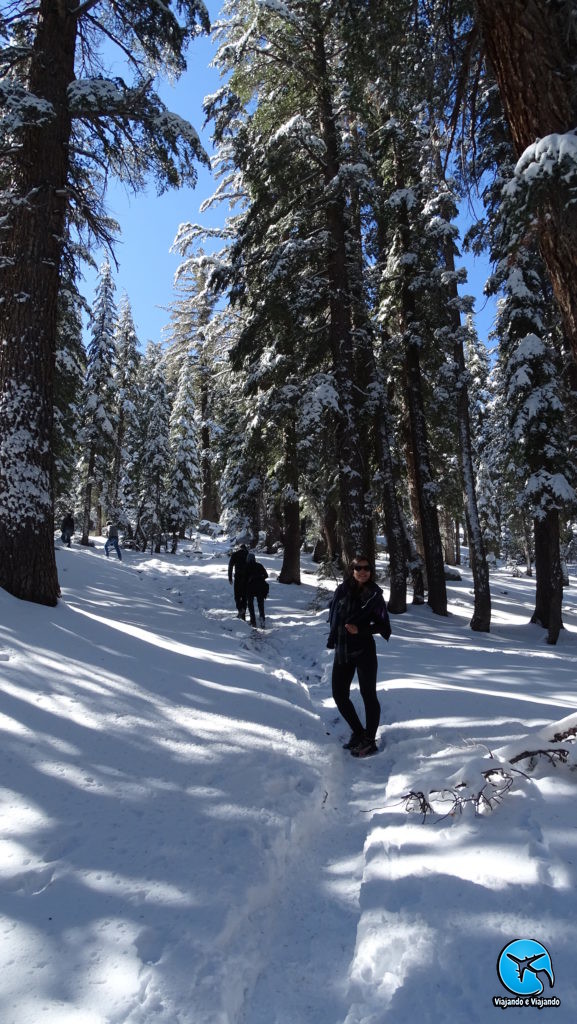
[497,939,555,996]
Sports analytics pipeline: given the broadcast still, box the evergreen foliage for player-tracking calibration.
[3,0,577,644]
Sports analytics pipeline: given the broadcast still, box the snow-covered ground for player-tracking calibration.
[1,534,577,1023]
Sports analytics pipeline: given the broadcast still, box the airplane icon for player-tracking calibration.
[506,951,555,988]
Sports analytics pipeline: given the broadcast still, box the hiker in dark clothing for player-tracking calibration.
[228,544,249,619]
[327,556,391,758]
[104,522,122,560]
[61,513,74,547]
[246,559,269,628]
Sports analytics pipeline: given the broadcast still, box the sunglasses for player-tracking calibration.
[352,564,371,571]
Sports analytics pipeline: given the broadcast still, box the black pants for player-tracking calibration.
[248,592,265,625]
[233,576,247,616]
[331,640,380,741]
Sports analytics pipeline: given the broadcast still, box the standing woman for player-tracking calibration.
[327,556,391,757]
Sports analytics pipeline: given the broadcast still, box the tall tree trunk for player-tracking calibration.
[442,512,456,565]
[531,510,563,645]
[321,501,340,563]
[0,2,77,604]
[522,519,533,577]
[349,179,407,612]
[392,145,447,616]
[110,408,125,519]
[442,262,491,627]
[80,449,96,546]
[278,421,301,585]
[373,412,408,613]
[432,129,491,629]
[476,0,577,364]
[400,416,427,604]
[312,18,370,563]
[199,366,219,522]
[456,338,492,631]
[404,340,448,615]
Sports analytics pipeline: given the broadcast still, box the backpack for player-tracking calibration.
[248,561,269,597]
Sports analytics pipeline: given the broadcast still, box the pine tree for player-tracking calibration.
[464,326,501,563]
[109,294,141,527]
[132,344,171,553]
[166,257,225,524]
[53,280,86,517]
[495,245,575,644]
[0,0,209,603]
[78,259,118,545]
[166,353,202,551]
[475,0,577,364]
[208,0,375,563]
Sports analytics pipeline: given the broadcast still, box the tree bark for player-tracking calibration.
[0,2,78,603]
[312,17,371,564]
[431,130,492,629]
[453,319,491,630]
[404,340,448,615]
[349,179,408,612]
[321,502,340,564]
[278,421,301,584]
[80,448,96,546]
[531,510,563,645]
[400,415,427,604]
[476,0,577,364]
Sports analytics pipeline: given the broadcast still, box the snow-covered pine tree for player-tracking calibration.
[217,371,267,547]
[475,0,577,365]
[166,353,202,552]
[132,344,171,554]
[423,161,491,630]
[464,325,501,564]
[53,279,86,518]
[494,243,576,644]
[165,257,228,524]
[77,259,118,545]
[208,0,374,563]
[367,95,448,613]
[460,60,577,642]
[0,0,209,604]
[108,294,141,529]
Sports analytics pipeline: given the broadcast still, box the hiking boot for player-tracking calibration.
[342,732,363,750]
[351,737,378,758]
[258,616,265,628]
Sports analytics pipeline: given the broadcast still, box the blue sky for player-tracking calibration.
[80,1,496,351]
[80,3,222,347]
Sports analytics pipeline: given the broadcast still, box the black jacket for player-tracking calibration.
[228,548,249,582]
[246,561,268,598]
[327,578,391,663]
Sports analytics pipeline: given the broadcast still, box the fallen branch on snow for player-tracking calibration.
[400,716,577,822]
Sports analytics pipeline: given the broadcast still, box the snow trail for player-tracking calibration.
[3,540,577,1022]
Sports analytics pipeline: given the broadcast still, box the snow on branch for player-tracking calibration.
[0,82,54,133]
[69,78,200,142]
[270,114,326,161]
[257,0,298,19]
[401,711,577,823]
[504,129,577,201]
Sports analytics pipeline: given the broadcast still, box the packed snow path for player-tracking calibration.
[2,537,577,1023]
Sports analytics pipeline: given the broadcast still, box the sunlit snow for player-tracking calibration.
[1,533,577,1022]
